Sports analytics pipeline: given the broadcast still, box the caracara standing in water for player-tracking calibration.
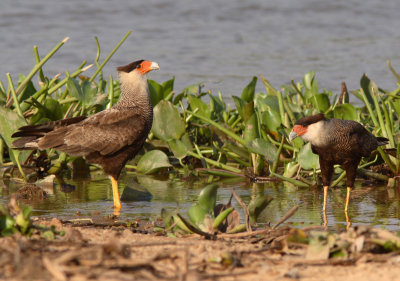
[12,60,159,212]
[289,113,388,225]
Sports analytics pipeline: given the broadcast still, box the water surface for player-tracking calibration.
[2,174,399,231]
[1,0,400,98]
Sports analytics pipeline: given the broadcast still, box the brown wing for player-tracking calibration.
[12,116,87,148]
[37,108,148,157]
[329,119,377,156]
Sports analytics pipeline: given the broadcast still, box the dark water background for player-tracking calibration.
[1,0,400,97]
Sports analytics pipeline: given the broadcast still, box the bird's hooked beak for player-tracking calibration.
[288,131,298,141]
[137,61,160,74]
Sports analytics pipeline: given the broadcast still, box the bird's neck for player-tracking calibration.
[116,71,153,112]
[301,120,327,147]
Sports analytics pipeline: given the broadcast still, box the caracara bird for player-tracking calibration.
[289,113,388,220]
[12,60,159,212]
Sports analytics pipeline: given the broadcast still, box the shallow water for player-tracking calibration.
[2,173,399,231]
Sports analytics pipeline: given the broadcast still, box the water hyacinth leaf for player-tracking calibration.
[303,71,319,99]
[198,184,218,214]
[241,76,257,103]
[81,80,98,106]
[148,79,163,106]
[212,207,234,230]
[247,138,277,163]
[303,70,316,90]
[136,150,171,174]
[248,194,272,223]
[255,94,280,114]
[243,101,255,123]
[262,109,281,132]
[29,98,64,124]
[67,77,90,106]
[232,95,245,119]
[298,142,319,170]
[187,94,211,119]
[312,94,330,112]
[244,113,259,143]
[284,162,300,178]
[168,139,188,159]
[161,77,174,98]
[209,95,225,118]
[17,74,36,102]
[152,100,185,141]
[0,107,30,164]
[333,104,357,120]
[360,74,377,108]
[188,203,209,225]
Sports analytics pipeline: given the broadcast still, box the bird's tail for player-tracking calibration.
[11,115,86,149]
[376,137,389,146]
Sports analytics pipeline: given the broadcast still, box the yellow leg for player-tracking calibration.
[344,186,351,212]
[110,176,122,211]
[345,186,351,229]
[323,186,328,212]
[323,186,328,227]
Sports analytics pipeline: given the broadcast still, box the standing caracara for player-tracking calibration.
[12,60,160,212]
[289,113,388,223]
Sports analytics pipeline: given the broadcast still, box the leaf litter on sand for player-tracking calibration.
[2,216,400,281]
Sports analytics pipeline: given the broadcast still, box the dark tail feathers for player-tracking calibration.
[377,137,389,146]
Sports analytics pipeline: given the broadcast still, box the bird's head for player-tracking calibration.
[289,113,326,142]
[117,60,160,76]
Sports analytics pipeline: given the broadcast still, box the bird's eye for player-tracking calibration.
[136,64,141,69]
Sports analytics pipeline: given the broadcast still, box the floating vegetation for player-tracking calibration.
[0,30,399,193]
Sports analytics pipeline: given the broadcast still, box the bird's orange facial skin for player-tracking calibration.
[137,61,154,74]
[292,125,308,136]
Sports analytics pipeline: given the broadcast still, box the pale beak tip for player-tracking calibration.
[151,62,160,70]
[288,131,297,142]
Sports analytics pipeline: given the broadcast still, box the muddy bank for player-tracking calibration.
[1,218,400,281]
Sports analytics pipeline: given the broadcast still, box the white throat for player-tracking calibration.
[300,120,326,147]
[118,70,149,103]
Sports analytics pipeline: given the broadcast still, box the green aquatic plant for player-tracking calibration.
[161,184,272,236]
[0,31,398,190]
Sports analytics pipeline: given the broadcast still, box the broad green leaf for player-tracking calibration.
[247,138,277,163]
[187,94,211,119]
[67,77,89,105]
[30,98,63,124]
[136,150,171,174]
[312,94,330,112]
[0,107,30,164]
[188,203,209,225]
[333,104,357,120]
[152,100,185,141]
[168,139,188,159]
[243,101,255,123]
[161,77,175,98]
[17,74,36,102]
[148,79,163,106]
[261,109,281,132]
[241,76,257,103]
[360,74,377,109]
[243,113,259,143]
[198,184,218,214]
[232,95,245,119]
[298,142,319,170]
[209,95,225,118]
[254,94,280,113]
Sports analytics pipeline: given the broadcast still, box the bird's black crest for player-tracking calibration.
[295,113,326,126]
[116,60,145,73]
